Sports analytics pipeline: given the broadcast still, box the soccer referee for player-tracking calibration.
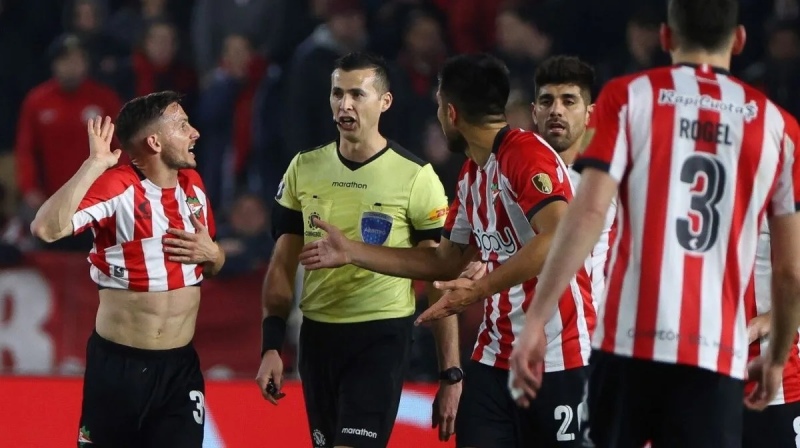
[255,52,467,447]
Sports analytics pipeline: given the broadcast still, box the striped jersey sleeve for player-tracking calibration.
[769,112,800,217]
[442,160,475,246]
[72,167,132,235]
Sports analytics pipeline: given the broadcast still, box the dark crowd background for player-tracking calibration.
[0,0,798,380]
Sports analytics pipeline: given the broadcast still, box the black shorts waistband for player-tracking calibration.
[90,329,196,359]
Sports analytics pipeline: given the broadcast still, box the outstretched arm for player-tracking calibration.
[299,217,478,281]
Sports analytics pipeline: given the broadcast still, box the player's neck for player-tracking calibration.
[338,134,387,163]
[671,49,732,72]
[559,144,580,166]
[134,160,178,188]
[464,124,507,167]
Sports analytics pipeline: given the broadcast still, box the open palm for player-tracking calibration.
[299,217,353,270]
[87,116,122,169]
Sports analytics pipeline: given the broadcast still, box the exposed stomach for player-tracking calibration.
[95,286,201,350]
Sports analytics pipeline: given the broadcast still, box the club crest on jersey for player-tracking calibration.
[361,211,393,245]
[532,173,553,194]
[186,196,203,218]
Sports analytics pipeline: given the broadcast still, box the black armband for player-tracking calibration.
[261,316,287,357]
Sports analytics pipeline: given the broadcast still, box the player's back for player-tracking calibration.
[582,63,799,379]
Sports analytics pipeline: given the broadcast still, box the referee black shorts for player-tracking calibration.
[743,400,800,448]
[584,350,743,448]
[77,330,205,448]
[298,315,413,448]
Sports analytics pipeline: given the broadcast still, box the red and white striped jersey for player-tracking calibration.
[575,63,800,379]
[443,126,595,372]
[71,165,216,292]
[746,226,800,405]
[568,168,617,309]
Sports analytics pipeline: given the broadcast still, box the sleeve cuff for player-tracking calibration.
[573,157,611,174]
[270,202,304,241]
[411,227,443,244]
[525,196,567,222]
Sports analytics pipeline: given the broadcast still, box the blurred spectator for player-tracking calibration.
[191,0,273,85]
[282,0,368,154]
[742,20,800,119]
[119,19,197,104]
[0,184,24,266]
[494,4,554,94]
[64,0,131,93]
[104,0,170,48]
[0,0,38,218]
[196,33,267,209]
[393,9,447,156]
[596,5,671,86]
[215,193,273,277]
[14,34,121,251]
[432,0,504,54]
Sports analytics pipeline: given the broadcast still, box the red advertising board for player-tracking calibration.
[0,376,451,447]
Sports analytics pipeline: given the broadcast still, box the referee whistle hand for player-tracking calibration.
[298,218,352,269]
[256,351,286,405]
[508,326,546,409]
[86,116,122,170]
[744,355,783,411]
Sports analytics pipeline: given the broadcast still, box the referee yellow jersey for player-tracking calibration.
[271,141,449,323]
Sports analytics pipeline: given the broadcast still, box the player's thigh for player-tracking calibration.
[652,364,743,448]
[299,319,339,448]
[77,332,146,448]
[455,361,518,448]
[583,351,653,448]
[743,401,800,448]
[335,318,413,448]
[141,350,206,448]
[521,366,589,448]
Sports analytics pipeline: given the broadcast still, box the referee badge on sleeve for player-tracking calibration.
[361,211,393,245]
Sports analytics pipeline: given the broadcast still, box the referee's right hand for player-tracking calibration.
[256,350,286,405]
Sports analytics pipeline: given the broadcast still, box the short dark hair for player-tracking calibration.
[438,54,510,125]
[333,51,391,92]
[668,0,739,52]
[534,56,595,104]
[115,91,184,150]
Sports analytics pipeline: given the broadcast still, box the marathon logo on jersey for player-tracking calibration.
[361,211,393,245]
[341,427,378,439]
[658,89,759,123]
[532,173,553,194]
[186,196,203,218]
[474,227,518,257]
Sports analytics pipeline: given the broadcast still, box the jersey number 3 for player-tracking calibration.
[677,154,726,253]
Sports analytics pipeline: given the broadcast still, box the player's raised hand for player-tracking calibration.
[163,213,220,265]
[744,355,784,410]
[298,217,353,270]
[508,326,547,408]
[87,115,122,169]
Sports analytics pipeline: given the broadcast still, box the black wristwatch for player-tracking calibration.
[439,367,465,384]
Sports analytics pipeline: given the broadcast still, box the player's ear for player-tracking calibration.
[660,23,673,53]
[447,103,458,126]
[380,91,393,112]
[586,103,595,126]
[731,25,746,56]
[530,102,539,127]
[145,134,161,154]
